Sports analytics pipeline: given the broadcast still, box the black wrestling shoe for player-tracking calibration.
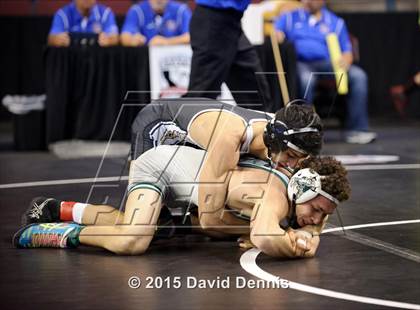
[21,197,61,226]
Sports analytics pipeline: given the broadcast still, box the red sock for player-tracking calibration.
[60,201,76,221]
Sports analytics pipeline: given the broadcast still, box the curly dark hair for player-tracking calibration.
[296,156,351,202]
[275,103,324,155]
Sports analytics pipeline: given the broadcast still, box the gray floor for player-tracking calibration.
[0,124,419,310]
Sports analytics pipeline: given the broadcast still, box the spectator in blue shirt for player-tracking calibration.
[274,0,376,144]
[48,0,119,47]
[121,0,191,46]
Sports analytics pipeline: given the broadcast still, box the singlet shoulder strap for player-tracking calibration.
[240,125,253,153]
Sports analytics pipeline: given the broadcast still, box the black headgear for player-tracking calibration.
[263,99,320,156]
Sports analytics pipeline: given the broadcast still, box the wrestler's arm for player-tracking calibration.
[197,116,246,231]
[190,213,249,238]
[250,180,318,258]
[249,184,295,257]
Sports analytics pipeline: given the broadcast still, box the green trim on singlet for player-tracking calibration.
[238,158,290,188]
[127,182,163,196]
[225,206,252,221]
[228,157,291,222]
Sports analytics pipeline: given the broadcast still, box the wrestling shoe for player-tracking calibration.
[13,222,83,249]
[21,197,61,225]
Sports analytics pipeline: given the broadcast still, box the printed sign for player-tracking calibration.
[149,45,234,103]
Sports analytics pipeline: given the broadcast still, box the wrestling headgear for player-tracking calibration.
[287,168,340,205]
[263,100,320,156]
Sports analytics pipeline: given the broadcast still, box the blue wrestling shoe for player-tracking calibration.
[13,222,83,249]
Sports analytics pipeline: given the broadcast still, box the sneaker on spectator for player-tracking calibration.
[345,131,377,144]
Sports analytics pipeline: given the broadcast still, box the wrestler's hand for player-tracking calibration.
[338,57,350,71]
[288,229,314,257]
[237,234,254,250]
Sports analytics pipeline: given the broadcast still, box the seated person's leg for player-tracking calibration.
[346,65,369,132]
[297,62,317,102]
[344,65,376,143]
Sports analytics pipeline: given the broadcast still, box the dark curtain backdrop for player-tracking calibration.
[43,43,297,143]
[0,17,50,121]
[342,13,420,117]
[44,47,150,142]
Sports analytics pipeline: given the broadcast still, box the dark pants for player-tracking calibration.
[186,5,272,112]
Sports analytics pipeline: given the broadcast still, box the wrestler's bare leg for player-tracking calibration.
[80,204,124,225]
[79,188,162,255]
[78,160,153,226]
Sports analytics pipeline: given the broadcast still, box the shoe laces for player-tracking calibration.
[28,199,52,219]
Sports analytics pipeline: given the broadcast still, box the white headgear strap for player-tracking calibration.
[274,120,319,155]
